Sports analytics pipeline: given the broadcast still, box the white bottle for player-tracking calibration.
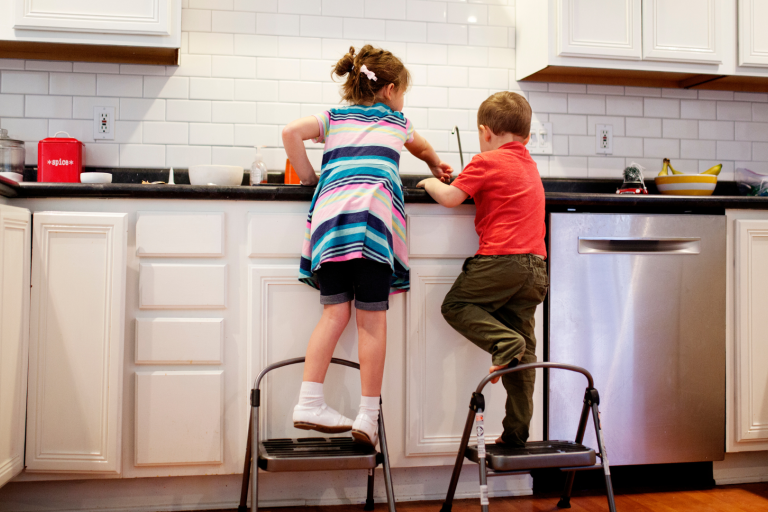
[250,146,268,185]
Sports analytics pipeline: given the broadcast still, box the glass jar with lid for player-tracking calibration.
[0,129,25,179]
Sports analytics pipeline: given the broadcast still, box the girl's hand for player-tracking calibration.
[301,173,319,186]
[430,161,453,183]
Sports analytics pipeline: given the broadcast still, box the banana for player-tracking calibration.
[701,163,722,176]
[668,161,684,175]
[659,158,670,176]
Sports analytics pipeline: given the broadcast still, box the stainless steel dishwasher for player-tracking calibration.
[548,213,726,466]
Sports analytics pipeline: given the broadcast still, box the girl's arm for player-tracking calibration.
[416,178,469,208]
[282,116,322,186]
[404,131,453,182]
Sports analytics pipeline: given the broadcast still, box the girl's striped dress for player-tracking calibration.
[299,103,412,293]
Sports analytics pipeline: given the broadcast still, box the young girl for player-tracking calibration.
[282,45,452,446]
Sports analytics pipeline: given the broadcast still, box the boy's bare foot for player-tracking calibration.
[489,364,507,384]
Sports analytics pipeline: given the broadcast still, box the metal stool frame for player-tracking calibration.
[238,357,396,512]
[440,362,616,512]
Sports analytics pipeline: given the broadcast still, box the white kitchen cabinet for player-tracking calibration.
[643,0,723,64]
[738,0,768,67]
[557,0,642,60]
[726,211,768,452]
[0,205,31,489]
[25,212,127,473]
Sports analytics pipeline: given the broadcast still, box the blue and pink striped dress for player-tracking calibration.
[298,103,413,293]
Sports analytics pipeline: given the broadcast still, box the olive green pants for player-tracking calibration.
[441,254,549,447]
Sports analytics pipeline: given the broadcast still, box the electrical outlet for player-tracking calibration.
[595,124,613,155]
[93,106,115,140]
[526,122,553,155]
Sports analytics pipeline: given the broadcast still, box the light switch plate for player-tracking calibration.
[93,106,115,140]
[526,122,553,155]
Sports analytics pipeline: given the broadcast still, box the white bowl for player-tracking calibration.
[0,172,23,183]
[80,172,112,184]
[189,165,244,186]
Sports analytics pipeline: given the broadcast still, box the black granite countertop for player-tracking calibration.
[3,168,767,214]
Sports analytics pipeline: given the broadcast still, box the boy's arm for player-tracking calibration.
[405,131,453,182]
[282,116,322,186]
[417,178,469,208]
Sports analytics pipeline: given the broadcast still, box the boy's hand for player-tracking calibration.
[430,161,454,183]
[416,178,437,189]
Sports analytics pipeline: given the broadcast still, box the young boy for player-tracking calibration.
[417,91,548,447]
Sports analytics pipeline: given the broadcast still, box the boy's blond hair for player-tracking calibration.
[477,91,532,138]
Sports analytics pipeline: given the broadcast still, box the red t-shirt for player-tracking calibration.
[451,142,547,258]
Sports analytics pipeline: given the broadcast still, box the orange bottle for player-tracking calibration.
[284,159,301,185]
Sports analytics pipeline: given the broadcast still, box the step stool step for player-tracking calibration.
[258,437,379,472]
[465,440,596,472]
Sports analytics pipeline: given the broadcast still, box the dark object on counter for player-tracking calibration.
[37,132,84,183]
[616,163,648,195]
[239,357,396,512]
[0,129,25,181]
[440,363,615,512]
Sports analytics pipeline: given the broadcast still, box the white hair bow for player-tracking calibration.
[360,64,377,81]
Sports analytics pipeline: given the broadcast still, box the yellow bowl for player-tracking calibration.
[655,174,717,196]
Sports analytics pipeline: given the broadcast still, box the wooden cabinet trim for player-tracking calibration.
[0,40,178,65]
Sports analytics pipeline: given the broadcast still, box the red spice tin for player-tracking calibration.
[37,131,84,183]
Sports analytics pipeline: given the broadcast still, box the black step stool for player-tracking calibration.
[440,362,616,512]
[238,357,396,512]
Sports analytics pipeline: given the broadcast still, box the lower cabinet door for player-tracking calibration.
[26,212,128,473]
[0,205,31,488]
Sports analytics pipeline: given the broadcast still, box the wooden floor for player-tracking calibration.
[217,483,768,512]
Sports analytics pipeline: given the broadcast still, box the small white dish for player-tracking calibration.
[189,165,244,186]
[0,172,23,183]
[80,172,112,184]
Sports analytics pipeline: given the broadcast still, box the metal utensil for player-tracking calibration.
[452,126,464,171]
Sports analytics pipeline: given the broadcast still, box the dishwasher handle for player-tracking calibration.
[578,237,701,255]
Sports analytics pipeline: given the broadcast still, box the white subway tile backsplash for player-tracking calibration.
[606,96,642,116]
[735,92,768,103]
[612,137,643,157]
[1,71,48,94]
[385,21,426,42]
[517,82,548,92]
[568,135,595,156]
[568,94,604,115]
[212,101,257,123]
[0,94,24,117]
[190,123,235,145]
[447,45,487,67]
[408,86,449,108]
[699,120,734,140]
[0,59,25,71]
[120,144,165,167]
[428,66,467,87]
[0,118,47,141]
[448,4,486,25]
[182,9,212,32]
[167,100,212,122]
[84,143,120,167]
[143,122,189,144]
[407,64,427,85]
[256,57,302,79]
[587,85,623,95]
[300,15,343,37]
[278,0,321,15]
[586,116,625,136]
[428,109,470,130]
[235,123,280,146]
[680,99,715,120]
[531,155,549,176]
[257,102,301,123]
[74,62,120,74]
[368,40,407,57]
[735,122,768,142]
[212,56,257,78]
[98,74,143,97]
[322,82,343,103]
[407,1,447,22]
[698,90,733,101]
[587,156,625,178]
[448,88,488,109]
[681,139,716,160]
[279,36,322,58]
[550,114,586,135]
[488,5,514,26]
[625,87,661,97]
[212,10,257,33]
[72,96,120,119]
[26,61,72,73]
[644,98,679,118]
[120,98,166,121]
[528,92,567,114]
[553,135,569,155]
[550,156,587,178]
[753,142,768,161]
[644,138,679,158]
[700,160,735,179]
[212,146,260,167]
[427,23,467,45]
[403,107,429,129]
[114,121,143,143]
[408,43,448,65]
[189,32,235,54]
[468,26,506,48]
[234,34,279,56]
[49,73,96,96]
[300,59,335,82]
[754,103,768,122]
[468,68,507,89]
[121,65,166,76]
[717,101,752,121]
[365,0,405,20]
[190,0,233,8]
[717,141,751,161]
[257,13,301,35]
[279,81,323,102]
[487,48,514,68]
[144,76,190,98]
[48,119,93,142]
[190,78,235,100]
[235,79,280,101]
[169,55,213,77]
[662,119,698,139]
[323,0,364,17]
[661,88,697,99]
[419,129,450,151]
[167,145,212,166]
[549,83,586,94]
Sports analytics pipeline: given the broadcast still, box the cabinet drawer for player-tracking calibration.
[136,212,225,258]
[139,264,227,309]
[248,213,305,258]
[135,318,223,364]
[407,215,479,258]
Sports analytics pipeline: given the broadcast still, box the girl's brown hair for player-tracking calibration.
[333,45,411,105]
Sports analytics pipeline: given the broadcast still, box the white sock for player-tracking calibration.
[359,395,380,422]
[298,381,325,408]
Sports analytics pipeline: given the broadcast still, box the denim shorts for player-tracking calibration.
[316,259,392,311]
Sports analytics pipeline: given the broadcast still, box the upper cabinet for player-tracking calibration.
[517,0,768,92]
[557,0,642,60]
[0,0,181,65]
[642,0,723,64]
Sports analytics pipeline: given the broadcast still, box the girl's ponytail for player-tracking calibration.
[331,45,410,105]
